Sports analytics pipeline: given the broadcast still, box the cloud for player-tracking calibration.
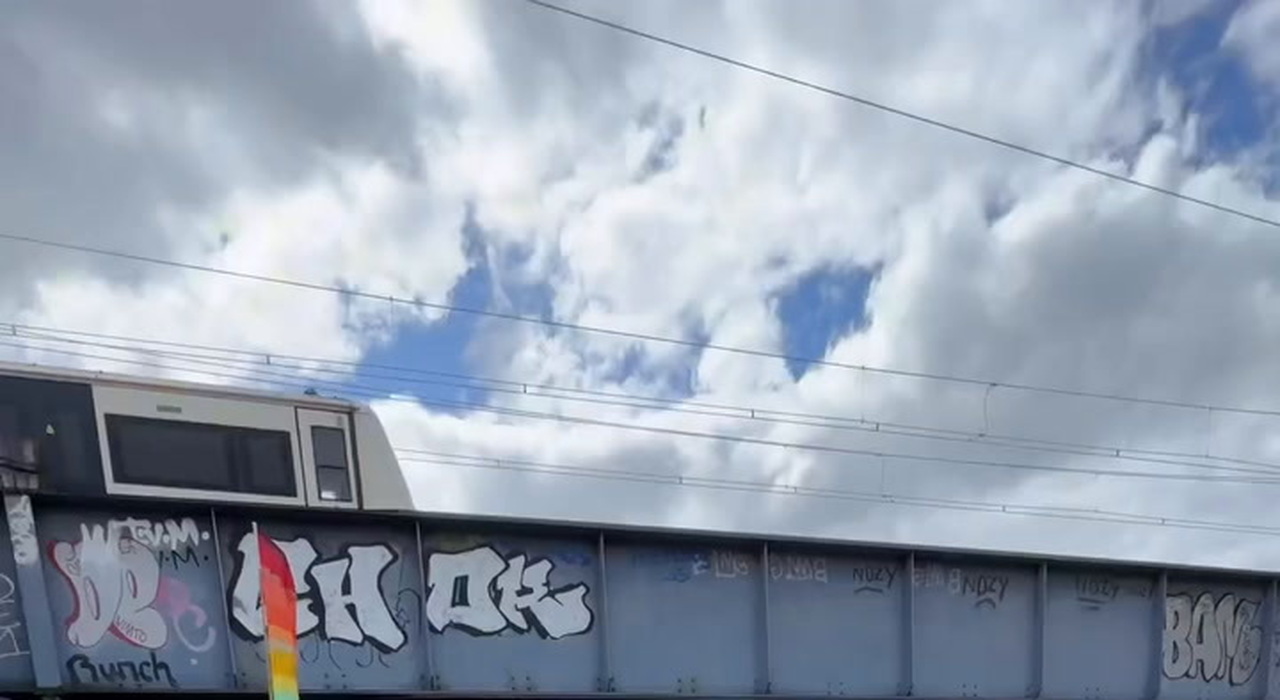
[0,0,429,308]
[1225,0,1280,89]
[9,159,470,384]
[4,0,1280,573]
[365,0,1280,567]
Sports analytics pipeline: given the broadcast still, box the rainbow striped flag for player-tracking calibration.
[257,524,300,700]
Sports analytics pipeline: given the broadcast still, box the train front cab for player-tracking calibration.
[0,362,412,512]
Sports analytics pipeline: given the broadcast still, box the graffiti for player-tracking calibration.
[228,532,406,652]
[156,546,204,570]
[770,554,829,584]
[912,563,1010,608]
[66,651,176,688]
[632,548,753,583]
[155,578,216,653]
[49,519,218,654]
[107,518,208,549]
[913,562,947,589]
[709,550,752,579]
[1075,575,1119,608]
[0,575,27,660]
[426,545,593,640]
[6,496,35,567]
[1164,592,1262,686]
[632,549,707,583]
[951,570,1009,609]
[51,527,167,649]
[851,564,897,594]
[1074,575,1150,609]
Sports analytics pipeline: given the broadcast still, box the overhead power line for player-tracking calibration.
[3,233,1280,419]
[9,323,1279,477]
[521,0,1280,232]
[7,345,1280,537]
[5,336,1279,487]
[398,449,1280,538]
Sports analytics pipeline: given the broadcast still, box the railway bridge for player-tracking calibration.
[0,362,1271,699]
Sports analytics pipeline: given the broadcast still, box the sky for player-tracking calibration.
[3,0,1280,570]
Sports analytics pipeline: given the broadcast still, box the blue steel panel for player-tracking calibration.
[1042,567,1156,699]
[912,557,1036,698]
[36,505,232,691]
[219,516,424,692]
[1268,581,1280,700]
[767,549,902,696]
[1259,583,1269,700]
[607,541,762,694]
[1160,576,1264,700]
[422,531,599,693]
[19,496,1280,699]
[0,497,34,689]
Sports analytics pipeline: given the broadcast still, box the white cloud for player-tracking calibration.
[9,160,469,385]
[360,0,1280,569]
[4,0,1280,574]
[1225,0,1280,88]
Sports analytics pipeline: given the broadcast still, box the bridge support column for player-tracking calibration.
[1030,561,1047,698]
[1149,570,1168,700]
[597,531,613,693]
[901,551,915,697]
[414,521,436,691]
[3,494,61,690]
[1262,579,1276,700]
[759,542,772,695]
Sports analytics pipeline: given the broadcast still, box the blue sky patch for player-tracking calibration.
[354,213,497,413]
[774,265,878,381]
[352,212,562,416]
[1147,0,1271,163]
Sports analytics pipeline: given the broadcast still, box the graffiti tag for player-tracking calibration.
[1164,592,1261,686]
[426,545,593,640]
[7,496,36,567]
[0,574,28,660]
[953,571,1009,609]
[228,533,406,652]
[51,527,168,649]
[769,554,829,584]
[50,519,219,655]
[66,651,176,688]
[709,550,752,579]
[851,564,897,594]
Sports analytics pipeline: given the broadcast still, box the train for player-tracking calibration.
[0,359,414,513]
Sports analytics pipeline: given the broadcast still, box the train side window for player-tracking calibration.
[311,426,352,502]
[106,415,296,497]
[0,376,100,493]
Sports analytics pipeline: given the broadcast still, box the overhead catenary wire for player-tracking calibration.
[3,233,1280,419]
[8,322,1278,476]
[520,0,1280,233]
[395,449,1280,538]
[6,344,1280,538]
[5,337,1280,486]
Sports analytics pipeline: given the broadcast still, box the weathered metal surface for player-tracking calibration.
[423,530,598,693]
[767,549,904,696]
[38,506,232,691]
[0,497,1274,698]
[220,516,425,692]
[0,497,33,692]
